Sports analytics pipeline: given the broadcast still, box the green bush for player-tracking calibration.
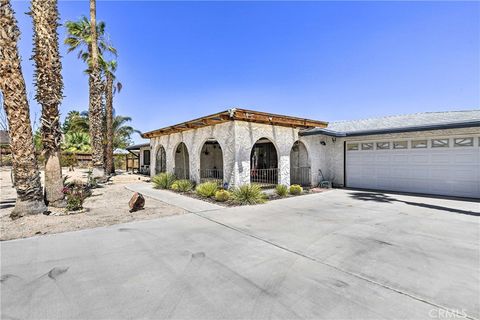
[196,181,218,198]
[231,184,266,205]
[275,184,288,197]
[289,184,303,195]
[215,190,231,202]
[152,172,176,189]
[171,179,194,192]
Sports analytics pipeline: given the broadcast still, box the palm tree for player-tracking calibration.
[88,0,104,177]
[104,60,122,174]
[64,17,116,70]
[62,110,138,151]
[0,0,47,218]
[63,132,91,153]
[64,11,116,178]
[30,0,65,207]
[112,114,140,150]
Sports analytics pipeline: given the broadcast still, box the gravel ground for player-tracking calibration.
[0,167,186,241]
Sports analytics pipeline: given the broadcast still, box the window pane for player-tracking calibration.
[454,138,473,147]
[361,143,373,150]
[376,142,390,150]
[412,140,427,148]
[347,143,359,151]
[393,141,408,149]
[432,139,449,148]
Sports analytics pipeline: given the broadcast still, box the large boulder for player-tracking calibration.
[129,192,145,212]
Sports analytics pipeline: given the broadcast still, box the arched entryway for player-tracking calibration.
[290,141,311,186]
[250,138,278,187]
[155,145,166,174]
[200,139,223,184]
[174,142,189,179]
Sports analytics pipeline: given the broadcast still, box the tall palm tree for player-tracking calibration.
[88,0,104,177]
[30,0,65,207]
[0,0,47,218]
[64,13,116,178]
[104,60,122,174]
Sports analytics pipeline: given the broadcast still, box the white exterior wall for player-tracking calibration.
[148,120,316,187]
[301,126,480,188]
[150,121,236,185]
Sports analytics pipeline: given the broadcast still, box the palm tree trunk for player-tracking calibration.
[31,0,65,207]
[0,0,47,218]
[105,72,114,174]
[89,0,104,177]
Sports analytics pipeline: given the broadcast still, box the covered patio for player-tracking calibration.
[142,108,327,188]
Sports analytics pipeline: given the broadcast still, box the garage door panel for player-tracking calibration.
[453,152,478,164]
[392,154,409,162]
[346,140,479,198]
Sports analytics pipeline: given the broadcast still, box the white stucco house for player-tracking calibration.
[139,108,480,199]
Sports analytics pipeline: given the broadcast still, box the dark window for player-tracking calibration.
[143,150,151,165]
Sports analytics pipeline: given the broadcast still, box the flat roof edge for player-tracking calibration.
[299,120,480,137]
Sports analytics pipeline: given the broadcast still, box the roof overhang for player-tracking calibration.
[299,120,480,137]
[125,143,150,151]
[141,108,328,138]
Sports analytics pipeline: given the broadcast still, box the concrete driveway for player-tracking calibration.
[1,189,479,319]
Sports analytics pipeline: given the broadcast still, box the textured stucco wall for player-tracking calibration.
[148,120,316,186]
[150,121,236,185]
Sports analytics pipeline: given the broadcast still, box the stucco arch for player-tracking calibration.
[290,140,311,186]
[154,144,167,174]
[173,142,190,179]
[250,137,279,186]
[199,138,224,184]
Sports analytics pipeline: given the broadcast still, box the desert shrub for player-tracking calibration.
[63,180,91,211]
[171,179,194,192]
[152,172,176,189]
[196,181,218,198]
[231,184,266,205]
[215,190,231,202]
[289,184,303,195]
[275,184,288,197]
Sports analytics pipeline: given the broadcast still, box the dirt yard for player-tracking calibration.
[0,167,186,241]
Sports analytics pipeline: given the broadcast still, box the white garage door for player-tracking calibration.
[346,137,480,198]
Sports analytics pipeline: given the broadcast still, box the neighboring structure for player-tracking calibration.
[142,108,480,198]
[125,143,151,174]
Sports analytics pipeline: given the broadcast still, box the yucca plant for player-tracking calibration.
[231,184,266,205]
[195,181,218,198]
[171,179,194,192]
[275,184,288,197]
[152,172,176,189]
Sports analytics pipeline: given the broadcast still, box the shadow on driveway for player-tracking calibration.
[349,192,480,217]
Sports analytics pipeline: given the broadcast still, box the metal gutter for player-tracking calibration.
[299,120,480,137]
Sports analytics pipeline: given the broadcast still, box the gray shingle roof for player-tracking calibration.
[302,110,479,136]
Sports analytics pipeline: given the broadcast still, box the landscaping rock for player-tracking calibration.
[129,192,145,212]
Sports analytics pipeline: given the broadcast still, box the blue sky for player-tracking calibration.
[11,0,480,143]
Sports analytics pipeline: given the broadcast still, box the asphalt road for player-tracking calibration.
[1,189,479,319]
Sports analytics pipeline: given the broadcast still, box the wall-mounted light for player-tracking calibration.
[332,137,336,143]
[320,141,326,146]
